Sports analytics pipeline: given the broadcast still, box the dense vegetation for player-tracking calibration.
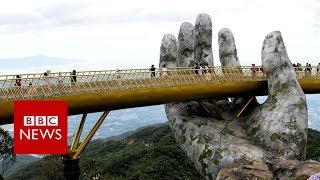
[306,128,320,161]
[0,128,16,180]
[7,124,204,180]
[6,125,320,180]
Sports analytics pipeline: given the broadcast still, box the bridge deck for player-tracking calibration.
[1,66,319,124]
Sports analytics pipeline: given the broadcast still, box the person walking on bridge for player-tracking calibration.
[194,64,200,75]
[15,75,22,87]
[251,64,257,78]
[71,70,77,83]
[15,75,23,97]
[44,72,52,95]
[161,64,168,77]
[70,70,78,93]
[150,65,156,77]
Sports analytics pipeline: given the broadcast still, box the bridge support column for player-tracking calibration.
[197,100,211,114]
[62,158,80,180]
[62,111,109,180]
[237,97,254,117]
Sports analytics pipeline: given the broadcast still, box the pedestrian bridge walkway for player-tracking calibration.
[1,66,320,125]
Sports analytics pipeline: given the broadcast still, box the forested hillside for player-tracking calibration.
[7,124,204,180]
[7,124,320,180]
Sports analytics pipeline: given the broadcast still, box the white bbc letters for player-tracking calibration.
[23,116,58,126]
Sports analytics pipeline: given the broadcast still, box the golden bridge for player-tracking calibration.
[1,66,320,167]
[1,66,320,125]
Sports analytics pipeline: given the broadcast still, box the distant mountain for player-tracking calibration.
[4,155,41,176]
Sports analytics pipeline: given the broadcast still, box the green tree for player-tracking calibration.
[0,128,16,180]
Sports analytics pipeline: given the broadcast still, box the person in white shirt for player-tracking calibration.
[161,64,168,76]
[57,72,63,83]
[199,66,203,75]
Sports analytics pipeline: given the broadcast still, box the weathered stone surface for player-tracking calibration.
[216,161,273,180]
[159,13,313,180]
[159,34,178,68]
[218,28,240,67]
[195,13,213,66]
[244,31,307,160]
[216,160,320,180]
[165,102,270,179]
[178,22,195,67]
[218,28,258,110]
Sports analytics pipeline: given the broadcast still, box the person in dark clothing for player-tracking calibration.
[15,75,21,86]
[71,70,77,83]
[150,65,156,77]
[308,64,312,77]
[194,64,200,74]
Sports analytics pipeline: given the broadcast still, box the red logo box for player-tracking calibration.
[14,101,68,154]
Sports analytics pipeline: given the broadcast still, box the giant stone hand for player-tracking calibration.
[159,13,320,180]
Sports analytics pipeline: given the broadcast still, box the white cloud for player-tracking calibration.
[0,0,319,73]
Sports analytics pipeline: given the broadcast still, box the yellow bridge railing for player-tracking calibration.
[0,66,319,102]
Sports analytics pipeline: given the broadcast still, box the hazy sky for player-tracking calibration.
[0,0,319,72]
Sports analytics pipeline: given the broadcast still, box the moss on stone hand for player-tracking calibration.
[250,126,260,136]
[198,144,213,174]
[276,36,283,44]
[295,99,306,110]
[161,54,176,62]
[271,133,280,142]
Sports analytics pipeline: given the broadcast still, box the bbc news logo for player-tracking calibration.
[21,116,62,140]
[14,101,68,154]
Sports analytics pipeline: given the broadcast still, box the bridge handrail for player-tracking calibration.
[0,66,319,102]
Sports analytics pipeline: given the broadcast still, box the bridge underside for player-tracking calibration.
[1,79,319,125]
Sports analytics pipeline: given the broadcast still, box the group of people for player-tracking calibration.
[15,70,77,87]
[149,63,210,78]
[194,63,210,74]
[250,64,266,77]
[13,62,320,92]
[293,63,320,77]
[13,70,78,96]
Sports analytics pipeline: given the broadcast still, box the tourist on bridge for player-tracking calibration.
[71,70,77,83]
[116,69,121,79]
[57,72,63,83]
[203,63,209,74]
[44,72,51,85]
[204,63,211,81]
[305,63,312,77]
[260,67,266,77]
[161,64,168,76]
[150,65,156,77]
[308,64,312,77]
[199,65,203,75]
[251,64,257,77]
[194,64,200,75]
[15,75,23,97]
[293,63,297,71]
[305,63,309,77]
[15,75,22,87]
[44,72,52,94]
[297,63,303,78]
